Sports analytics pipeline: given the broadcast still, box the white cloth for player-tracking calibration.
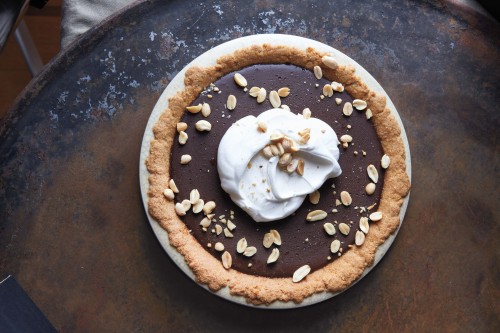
[61,0,136,48]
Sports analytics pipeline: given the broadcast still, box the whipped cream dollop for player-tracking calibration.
[217,108,342,222]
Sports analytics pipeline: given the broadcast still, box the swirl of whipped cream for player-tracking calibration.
[217,108,342,222]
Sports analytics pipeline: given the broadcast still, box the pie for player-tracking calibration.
[143,35,410,306]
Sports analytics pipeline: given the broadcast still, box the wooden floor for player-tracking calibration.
[0,0,61,120]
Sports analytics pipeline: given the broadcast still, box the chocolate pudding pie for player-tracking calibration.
[144,37,410,305]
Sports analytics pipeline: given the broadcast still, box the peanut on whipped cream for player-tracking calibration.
[217,108,342,222]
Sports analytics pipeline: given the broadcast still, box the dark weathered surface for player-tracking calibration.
[1,0,498,331]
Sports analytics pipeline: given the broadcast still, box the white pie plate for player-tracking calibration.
[139,34,411,309]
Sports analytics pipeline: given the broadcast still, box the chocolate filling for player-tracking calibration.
[170,64,385,278]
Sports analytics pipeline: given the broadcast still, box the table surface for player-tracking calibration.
[1,0,499,331]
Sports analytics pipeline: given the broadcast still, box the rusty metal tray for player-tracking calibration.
[1,0,498,331]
